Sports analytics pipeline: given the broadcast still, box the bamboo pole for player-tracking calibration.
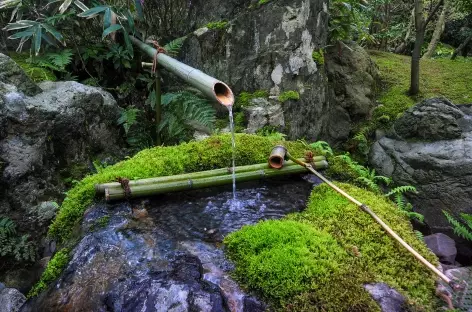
[274,147,463,290]
[95,157,326,194]
[104,160,328,201]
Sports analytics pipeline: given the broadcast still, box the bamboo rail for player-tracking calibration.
[103,160,327,201]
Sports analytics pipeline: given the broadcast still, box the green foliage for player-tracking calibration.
[384,185,418,197]
[233,112,246,132]
[8,53,57,82]
[384,186,423,223]
[0,217,36,262]
[225,220,347,303]
[28,248,70,297]
[443,211,472,241]
[205,21,229,30]
[256,126,286,140]
[44,49,74,71]
[47,134,314,242]
[303,141,333,157]
[225,183,438,311]
[278,91,300,103]
[258,0,271,5]
[163,36,187,57]
[236,90,269,108]
[329,0,372,44]
[312,49,325,65]
[117,107,140,135]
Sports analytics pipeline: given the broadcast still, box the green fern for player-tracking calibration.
[46,49,73,70]
[415,230,424,241]
[117,107,141,135]
[385,185,418,197]
[307,141,333,156]
[356,176,380,192]
[0,217,35,262]
[163,36,187,57]
[443,211,472,241]
[0,217,16,236]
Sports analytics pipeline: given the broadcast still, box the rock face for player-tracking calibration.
[325,41,380,141]
[244,98,285,134]
[424,233,457,265]
[370,98,472,232]
[0,288,26,312]
[0,53,123,240]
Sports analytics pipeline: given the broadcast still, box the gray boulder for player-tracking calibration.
[325,41,380,124]
[364,283,406,312]
[0,288,26,312]
[0,54,123,244]
[370,98,472,232]
[393,98,465,141]
[424,233,457,265]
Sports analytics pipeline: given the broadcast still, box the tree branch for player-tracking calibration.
[425,0,444,27]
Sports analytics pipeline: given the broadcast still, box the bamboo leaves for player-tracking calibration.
[102,24,122,39]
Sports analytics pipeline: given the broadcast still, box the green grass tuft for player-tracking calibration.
[278,91,300,103]
[225,183,438,311]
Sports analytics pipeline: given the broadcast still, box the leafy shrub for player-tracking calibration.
[0,217,36,262]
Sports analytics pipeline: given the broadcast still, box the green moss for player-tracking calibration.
[236,90,269,108]
[48,134,313,243]
[94,216,110,229]
[278,91,300,103]
[8,53,57,82]
[205,21,229,30]
[28,248,70,297]
[225,220,348,303]
[215,118,229,130]
[312,49,325,66]
[258,0,271,5]
[225,183,438,311]
[369,51,472,126]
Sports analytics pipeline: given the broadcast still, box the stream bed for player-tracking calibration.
[22,176,319,312]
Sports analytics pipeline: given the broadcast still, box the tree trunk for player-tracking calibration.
[422,0,449,59]
[410,0,425,95]
[451,34,472,60]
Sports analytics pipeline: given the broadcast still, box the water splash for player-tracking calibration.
[228,106,237,201]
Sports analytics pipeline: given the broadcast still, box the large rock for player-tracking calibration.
[424,233,457,265]
[0,288,26,312]
[244,97,285,134]
[180,0,335,142]
[325,41,380,133]
[370,98,472,232]
[364,283,406,312]
[0,54,123,245]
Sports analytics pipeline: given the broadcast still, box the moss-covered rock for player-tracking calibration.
[48,134,313,242]
[225,183,438,311]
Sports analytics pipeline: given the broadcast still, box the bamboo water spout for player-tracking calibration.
[131,37,234,107]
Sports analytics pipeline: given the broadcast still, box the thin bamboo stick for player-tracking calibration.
[105,160,328,201]
[284,151,462,290]
[95,157,326,194]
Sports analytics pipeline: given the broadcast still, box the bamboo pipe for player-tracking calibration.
[131,36,234,107]
[269,146,463,291]
[95,157,326,194]
[104,160,328,201]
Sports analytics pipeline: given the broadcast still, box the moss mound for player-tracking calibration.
[48,134,312,242]
[225,183,438,311]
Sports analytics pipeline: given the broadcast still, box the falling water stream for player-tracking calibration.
[228,106,237,201]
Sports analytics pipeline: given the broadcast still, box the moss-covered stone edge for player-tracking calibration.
[32,134,317,296]
[224,183,439,311]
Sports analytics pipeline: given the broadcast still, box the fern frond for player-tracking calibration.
[309,141,333,156]
[415,230,424,241]
[394,193,406,211]
[46,49,73,70]
[163,36,187,57]
[117,107,141,134]
[356,176,380,192]
[385,185,418,197]
[373,175,391,186]
[407,211,425,223]
[443,211,472,241]
[0,217,16,235]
